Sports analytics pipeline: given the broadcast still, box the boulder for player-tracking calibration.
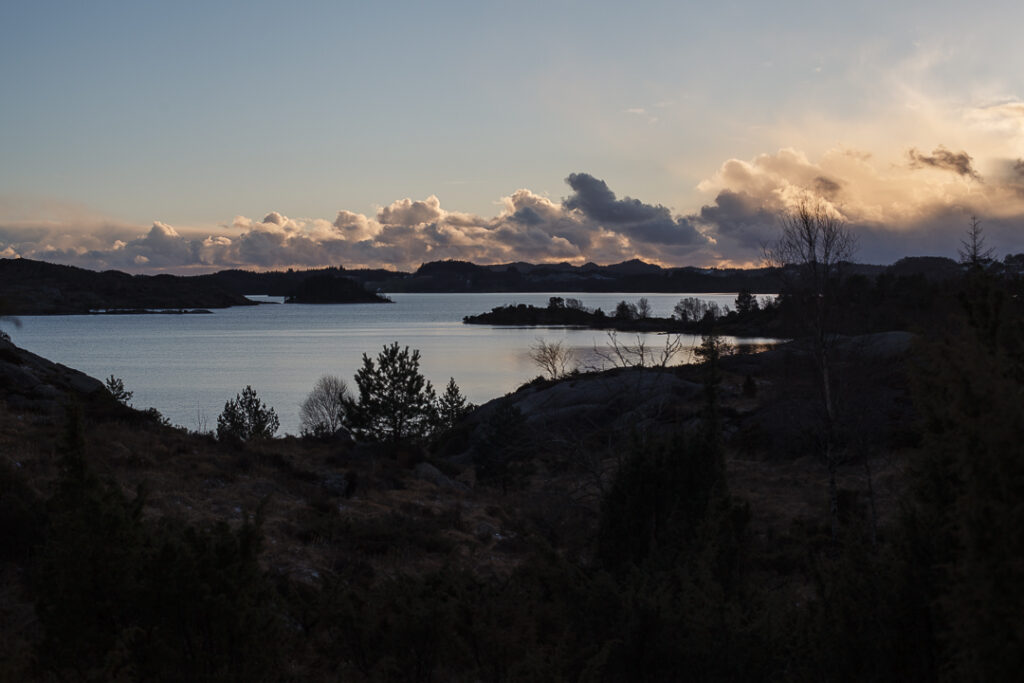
[413,462,469,492]
[0,339,108,406]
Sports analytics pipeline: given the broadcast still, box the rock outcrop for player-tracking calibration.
[0,338,111,415]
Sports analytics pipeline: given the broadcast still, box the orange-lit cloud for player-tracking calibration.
[694,136,1024,264]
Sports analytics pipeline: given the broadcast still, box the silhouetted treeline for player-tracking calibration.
[200,266,396,297]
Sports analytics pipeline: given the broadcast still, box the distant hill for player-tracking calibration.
[200,266,397,297]
[886,256,961,281]
[0,258,254,315]
[0,256,972,315]
[383,259,783,293]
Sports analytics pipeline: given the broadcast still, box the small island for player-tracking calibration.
[283,274,392,304]
[463,294,784,336]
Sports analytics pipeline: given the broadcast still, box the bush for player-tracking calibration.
[105,375,133,405]
[34,443,282,680]
[217,386,279,441]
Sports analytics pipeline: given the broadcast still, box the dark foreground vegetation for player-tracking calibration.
[1,224,1023,680]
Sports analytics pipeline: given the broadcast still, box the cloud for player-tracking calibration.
[697,190,778,252]
[813,176,843,199]
[4,152,1023,273]
[0,174,721,272]
[907,146,982,180]
[695,145,1024,264]
[563,172,708,248]
[377,196,444,226]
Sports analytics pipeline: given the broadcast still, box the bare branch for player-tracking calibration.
[529,338,576,379]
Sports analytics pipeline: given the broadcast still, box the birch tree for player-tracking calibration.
[764,199,857,542]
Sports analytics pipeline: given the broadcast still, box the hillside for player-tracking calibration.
[0,332,922,680]
[2,256,1021,680]
[0,258,254,314]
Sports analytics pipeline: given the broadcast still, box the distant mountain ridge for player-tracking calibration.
[1,255,964,314]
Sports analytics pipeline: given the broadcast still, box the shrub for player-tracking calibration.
[105,375,133,405]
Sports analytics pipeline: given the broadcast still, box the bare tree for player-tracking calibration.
[591,331,685,369]
[529,338,576,379]
[635,297,653,319]
[300,375,349,437]
[764,199,857,543]
[673,297,724,323]
[958,215,995,270]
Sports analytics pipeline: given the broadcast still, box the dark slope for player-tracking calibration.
[0,258,254,314]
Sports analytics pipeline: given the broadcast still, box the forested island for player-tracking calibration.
[282,273,391,304]
[1,231,1023,680]
[0,259,388,313]
[463,294,780,335]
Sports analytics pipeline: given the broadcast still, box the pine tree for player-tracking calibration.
[344,342,437,442]
[217,386,279,441]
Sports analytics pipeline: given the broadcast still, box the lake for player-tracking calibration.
[9,292,778,435]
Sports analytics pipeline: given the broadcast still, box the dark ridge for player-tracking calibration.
[0,258,254,315]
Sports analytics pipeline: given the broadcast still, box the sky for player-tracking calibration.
[1,0,1022,273]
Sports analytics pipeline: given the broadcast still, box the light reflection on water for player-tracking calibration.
[12,292,779,435]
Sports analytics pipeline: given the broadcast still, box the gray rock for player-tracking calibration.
[413,462,469,492]
[65,370,104,395]
[474,368,700,435]
[0,339,107,402]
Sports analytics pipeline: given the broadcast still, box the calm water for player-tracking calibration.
[10,292,777,434]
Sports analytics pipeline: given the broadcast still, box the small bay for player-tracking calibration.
[11,292,778,434]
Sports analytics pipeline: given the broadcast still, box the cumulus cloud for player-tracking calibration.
[563,173,708,249]
[695,145,1024,264]
[697,190,777,252]
[0,174,721,272]
[377,196,444,226]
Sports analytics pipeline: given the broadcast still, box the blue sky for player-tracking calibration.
[2,1,1023,271]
